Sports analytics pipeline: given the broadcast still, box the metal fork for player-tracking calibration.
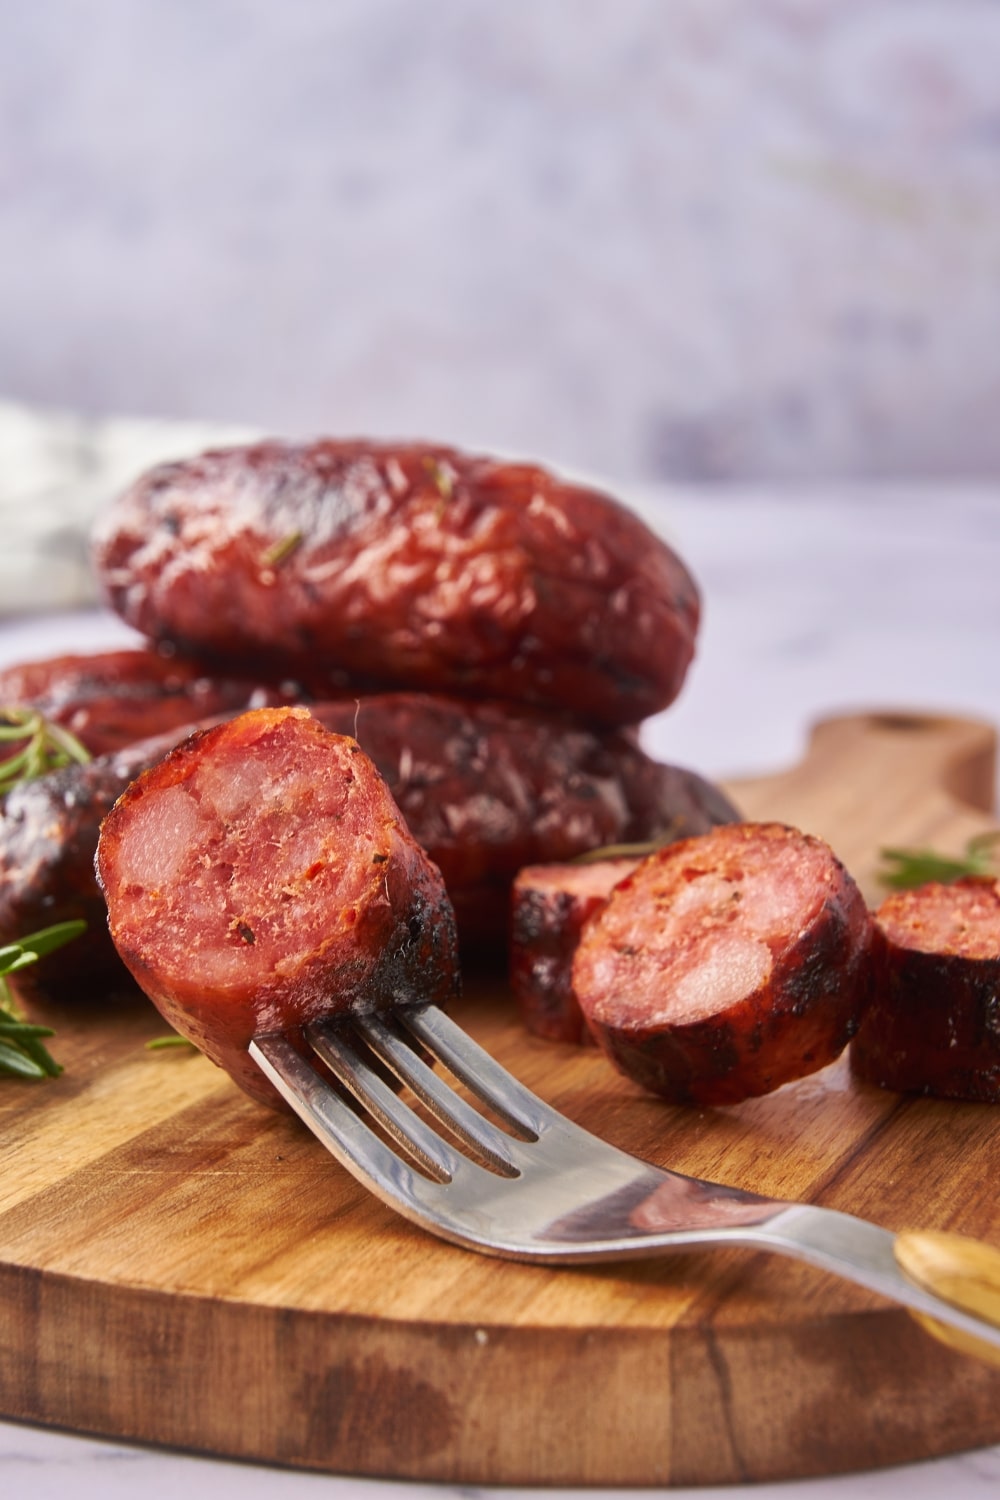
[250,1003,1000,1360]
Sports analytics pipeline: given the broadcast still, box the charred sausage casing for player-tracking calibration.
[510,859,639,1043]
[851,877,1000,1101]
[0,647,301,756]
[0,689,739,991]
[95,707,459,1108]
[91,440,700,727]
[309,693,740,947]
[572,822,874,1105]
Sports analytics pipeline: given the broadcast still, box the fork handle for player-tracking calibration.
[893,1229,1000,1367]
[762,1205,1000,1366]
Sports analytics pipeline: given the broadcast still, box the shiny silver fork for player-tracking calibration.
[250,1003,1000,1360]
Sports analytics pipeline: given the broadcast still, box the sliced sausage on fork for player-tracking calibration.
[96,707,460,1108]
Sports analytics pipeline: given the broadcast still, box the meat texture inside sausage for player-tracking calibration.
[572,822,874,1105]
[0,726,214,992]
[91,440,700,727]
[851,877,1000,1101]
[96,706,460,1107]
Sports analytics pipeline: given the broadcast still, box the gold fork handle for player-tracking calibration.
[895,1230,1000,1368]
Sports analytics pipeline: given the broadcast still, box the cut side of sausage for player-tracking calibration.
[851,877,1000,1102]
[571,822,874,1105]
[0,725,215,993]
[510,858,639,1043]
[91,439,700,727]
[0,647,301,756]
[96,706,460,1107]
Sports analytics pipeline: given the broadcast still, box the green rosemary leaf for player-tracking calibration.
[0,1019,57,1039]
[0,920,87,977]
[11,919,88,961]
[422,456,456,500]
[0,1038,51,1080]
[261,531,303,567]
[0,919,85,1080]
[570,820,688,866]
[0,946,44,973]
[967,830,1000,860]
[877,839,999,891]
[145,1035,198,1052]
[0,707,90,793]
[0,1001,62,1074]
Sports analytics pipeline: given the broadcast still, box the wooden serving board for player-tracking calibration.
[3,709,1000,1487]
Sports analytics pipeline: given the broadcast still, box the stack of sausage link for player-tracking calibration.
[0,441,734,1092]
[3,439,993,1109]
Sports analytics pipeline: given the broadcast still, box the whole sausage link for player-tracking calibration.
[92,440,700,727]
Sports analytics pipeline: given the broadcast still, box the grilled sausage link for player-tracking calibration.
[310,693,739,947]
[0,647,301,756]
[0,690,738,992]
[92,440,700,727]
[0,727,208,992]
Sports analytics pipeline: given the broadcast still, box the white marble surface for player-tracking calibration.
[3,3,1000,483]
[1,405,1000,1494]
[2,1417,1000,1500]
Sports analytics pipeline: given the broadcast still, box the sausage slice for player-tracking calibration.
[572,822,874,1105]
[96,707,459,1106]
[851,877,1000,1101]
[510,859,639,1044]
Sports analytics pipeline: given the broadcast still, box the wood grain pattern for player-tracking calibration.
[3,710,1000,1486]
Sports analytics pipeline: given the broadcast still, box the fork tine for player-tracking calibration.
[398,1005,555,1138]
[305,1022,461,1182]
[249,1032,454,1188]
[348,1014,522,1177]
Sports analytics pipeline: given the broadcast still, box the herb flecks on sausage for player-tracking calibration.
[92,440,700,728]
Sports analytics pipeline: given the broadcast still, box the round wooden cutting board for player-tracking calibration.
[3,710,1000,1487]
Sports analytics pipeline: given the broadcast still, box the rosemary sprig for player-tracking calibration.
[422,457,456,500]
[877,831,1000,891]
[0,706,91,792]
[145,1034,198,1052]
[260,530,303,568]
[570,821,686,866]
[571,839,665,865]
[0,919,86,1080]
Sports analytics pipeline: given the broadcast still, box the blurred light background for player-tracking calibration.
[2,0,999,483]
